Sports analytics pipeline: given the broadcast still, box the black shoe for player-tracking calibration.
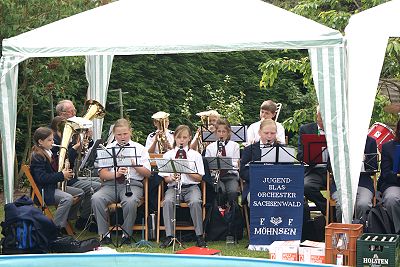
[100,236,112,245]
[159,236,173,248]
[121,236,132,245]
[196,236,207,248]
[75,217,88,230]
[88,222,98,233]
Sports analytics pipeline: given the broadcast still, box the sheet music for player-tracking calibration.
[204,157,237,170]
[96,146,140,168]
[260,147,297,163]
[155,158,197,174]
[202,125,247,142]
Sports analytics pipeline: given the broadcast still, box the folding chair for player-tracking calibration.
[156,180,206,243]
[21,164,74,235]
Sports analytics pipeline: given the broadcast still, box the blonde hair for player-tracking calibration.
[173,125,192,147]
[113,118,131,132]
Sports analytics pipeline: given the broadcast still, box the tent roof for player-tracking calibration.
[2,0,343,58]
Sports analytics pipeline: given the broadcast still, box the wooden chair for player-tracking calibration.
[107,176,149,240]
[239,178,250,238]
[325,171,337,226]
[156,180,206,243]
[21,164,74,235]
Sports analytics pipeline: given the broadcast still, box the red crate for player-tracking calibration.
[325,223,363,266]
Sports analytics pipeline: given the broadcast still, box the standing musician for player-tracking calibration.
[145,111,174,154]
[159,125,207,248]
[92,118,151,245]
[240,119,278,202]
[30,127,83,230]
[52,100,102,231]
[190,110,220,154]
[378,119,400,234]
[246,100,285,145]
[205,119,240,202]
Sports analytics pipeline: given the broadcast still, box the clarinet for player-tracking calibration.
[175,144,184,205]
[214,138,224,187]
[125,167,133,197]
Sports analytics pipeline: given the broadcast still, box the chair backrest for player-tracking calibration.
[21,164,46,210]
[275,102,282,122]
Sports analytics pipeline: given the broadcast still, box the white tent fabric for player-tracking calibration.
[0,0,352,222]
[85,55,114,140]
[345,0,400,216]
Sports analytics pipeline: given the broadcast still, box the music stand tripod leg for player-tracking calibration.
[169,186,183,251]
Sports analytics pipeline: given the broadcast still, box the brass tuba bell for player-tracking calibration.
[58,99,105,191]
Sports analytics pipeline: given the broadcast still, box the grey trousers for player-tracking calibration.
[91,183,143,236]
[218,174,239,202]
[382,186,400,233]
[73,177,102,218]
[163,185,203,237]
[333,186,373,222]
[53,186,84,227]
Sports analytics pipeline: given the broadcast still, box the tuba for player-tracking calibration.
[151,111,169,153]
[58,100,105,191]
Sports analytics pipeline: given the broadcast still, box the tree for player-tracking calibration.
[259,0,400,138]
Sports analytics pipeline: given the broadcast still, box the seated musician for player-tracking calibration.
[50,115,101,231]
[297,106,331,217]
[205,119,240,203]
[240,119,278,202]
[91,118,151,245]
[145,111,174,154]
[30,127,83,230]
[190,110,220,154]
[333,136,378,222]
[378,119,400,233]
[159,125,207,248]
[246,100,285,145]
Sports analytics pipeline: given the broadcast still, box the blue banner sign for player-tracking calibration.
[249,164,304,246]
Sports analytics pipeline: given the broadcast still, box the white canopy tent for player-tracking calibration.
[346,0,400,215]
[1,0,352,221]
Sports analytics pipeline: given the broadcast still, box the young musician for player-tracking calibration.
[159,125,207,248]
[190,110,220,154]
[297,106,329,216]
[240,119,278,202]
[246,100,285,145]
[91,118,151,245]
[205,119,240,202]
[378,119,400,233]
[30,127,83,229]
[145,111,174,154]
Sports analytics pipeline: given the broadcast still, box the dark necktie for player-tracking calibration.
[175,148,187,159]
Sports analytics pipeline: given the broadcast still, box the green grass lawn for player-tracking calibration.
[0,203,269,258]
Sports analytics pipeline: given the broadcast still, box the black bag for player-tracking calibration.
[49,236,100,253]
[364,204,395,234]
[1,195,59,254]
[204,200,244,241]
[302,215,326,242]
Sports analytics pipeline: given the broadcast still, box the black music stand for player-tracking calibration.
[96,145,141,248]
[204,156,237,194]
[74,139,103,237]
[362,153,379,174]
[152,158,198,252]
[202,125,247,143]
[301,134,328,164]
[260,145,298,164]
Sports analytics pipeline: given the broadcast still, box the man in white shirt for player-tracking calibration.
[246,100,285,145]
